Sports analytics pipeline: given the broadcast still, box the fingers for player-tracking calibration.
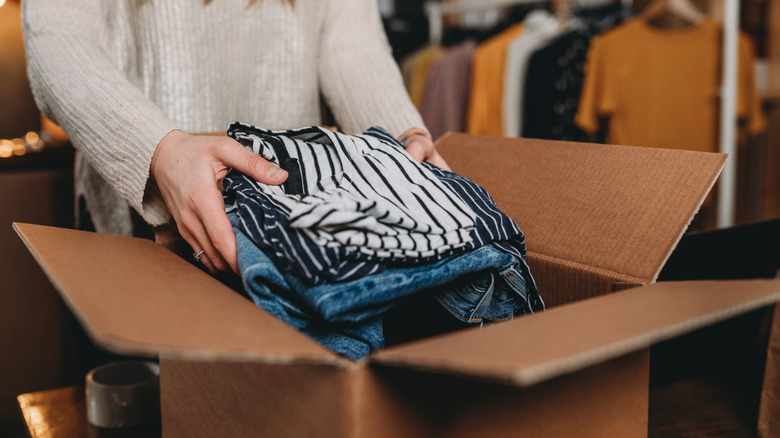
[217,140,288,186]
[178,223,219,275]
[404,136,451,170]
[197,187,240,274]
[157,130,450,280]
[404,138,427,163]
[426,150,452,171]
[177,188,239,275]
[152,132,244,275]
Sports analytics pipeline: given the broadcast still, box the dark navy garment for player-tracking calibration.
[223,126,536,297]
[225,123,476,266]
[522,4,631,142]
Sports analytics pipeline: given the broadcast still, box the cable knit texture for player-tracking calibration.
[23,0,425,235]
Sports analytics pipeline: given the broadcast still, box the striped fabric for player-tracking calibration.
[223,124,531,291]
[423,164,524,259]
[424,163,544,313]
[227,122,475,256]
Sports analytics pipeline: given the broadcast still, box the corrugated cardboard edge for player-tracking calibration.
[647,154,726,283]
[12,223,349,368]
[372,280,780,388]
[506,289,779,387]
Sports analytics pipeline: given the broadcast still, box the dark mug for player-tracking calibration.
[85,360,161,429]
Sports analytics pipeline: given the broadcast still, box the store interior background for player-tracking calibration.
[1,0,779,436]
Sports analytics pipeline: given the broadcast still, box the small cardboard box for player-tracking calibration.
[14,134,780,437]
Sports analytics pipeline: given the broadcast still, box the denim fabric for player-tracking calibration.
[225,126,543,358]
[423,161,545,314]
[231,211,534,360]
[232,211,384,360]
[289,243,519,323]
[431,257,534,323]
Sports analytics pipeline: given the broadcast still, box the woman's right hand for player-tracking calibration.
[150,130,288,275]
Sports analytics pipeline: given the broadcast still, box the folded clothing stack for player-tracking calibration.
[222,123,543,359]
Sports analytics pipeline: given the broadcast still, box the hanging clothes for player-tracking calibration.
[575,17,767,152]
[466,23,525,136]
[502,10,561,138]
[401,43,445,108]
[522,3,631,141]
[419,39,478,140]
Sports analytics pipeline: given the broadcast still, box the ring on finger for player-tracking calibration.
[193,250,205,262]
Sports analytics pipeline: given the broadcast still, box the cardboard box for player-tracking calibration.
[656,217,780,437]
[13,134,780,437]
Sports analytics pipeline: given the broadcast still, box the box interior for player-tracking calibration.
[436,133,727,306]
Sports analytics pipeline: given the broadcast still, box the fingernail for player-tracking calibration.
[268,166,287,180]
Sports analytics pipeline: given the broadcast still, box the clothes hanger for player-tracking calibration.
[641,0,704,28]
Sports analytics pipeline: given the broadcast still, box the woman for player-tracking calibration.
[23,0,446,274]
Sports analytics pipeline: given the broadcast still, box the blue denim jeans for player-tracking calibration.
[231,212,533,359]
[291,244,531,324]
[233,212,384,359]
[431,259,532,323]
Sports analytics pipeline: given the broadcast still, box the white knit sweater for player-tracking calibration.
[23,0,425,236]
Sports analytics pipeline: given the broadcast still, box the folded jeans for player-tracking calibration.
[230,211,534,360]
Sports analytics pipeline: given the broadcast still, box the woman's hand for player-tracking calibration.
[399,128,451,171]
[150,130,288,274]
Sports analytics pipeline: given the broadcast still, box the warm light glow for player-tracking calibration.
[0,140,13,158]
[0,0,6,8]
[12,138,26,156]
[25,131,44,150]
[24,131,39,144]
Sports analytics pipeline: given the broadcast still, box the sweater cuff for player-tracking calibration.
[129,121,178,227]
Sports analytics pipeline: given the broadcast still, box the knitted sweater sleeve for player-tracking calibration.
[318,0,427,138]
[22,0,176,226]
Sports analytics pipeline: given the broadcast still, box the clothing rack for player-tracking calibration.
[423,0,633,43]
[423,0,740,226]
[718,0,739,227]
[424,0,548,44]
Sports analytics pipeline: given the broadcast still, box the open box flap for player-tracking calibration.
[13,223,345,365]
[436,133,726,284]
[372,279,780,387]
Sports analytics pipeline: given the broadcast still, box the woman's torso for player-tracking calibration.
[106,0,327,132]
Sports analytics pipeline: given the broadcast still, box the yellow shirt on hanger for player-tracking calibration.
[467,23,525,137]
[575,18,766,153]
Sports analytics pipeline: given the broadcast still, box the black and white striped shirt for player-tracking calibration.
[226,123,475,258]
[223,124,528,287]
